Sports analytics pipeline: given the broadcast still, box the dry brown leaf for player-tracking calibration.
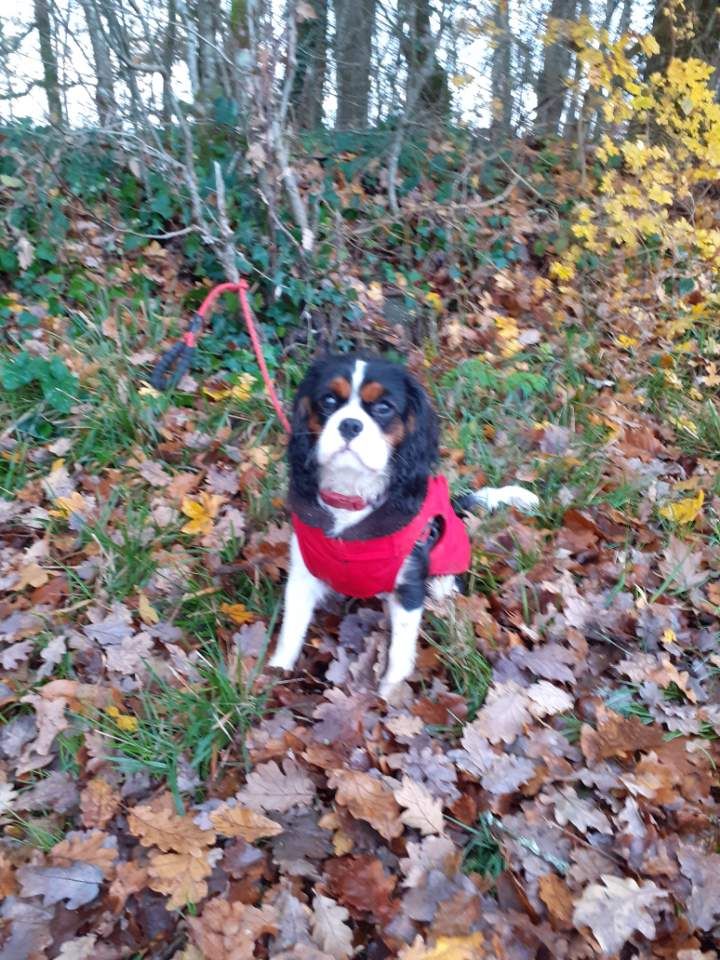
[107,861,149,912]
[127,792,215,854]
[311,893,354,960]
[51,830,118,878]
[580,705,663,764]
[187,898,278,960]
[80,778,120,829]
[573,874,668,954]
[240,758,316,814]
[147,849,213,910]
[210,803,283,841]
[328,768,403,841]
[394,776,445,836]
[538,873,574,930]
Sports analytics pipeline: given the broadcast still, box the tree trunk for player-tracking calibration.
[292,0,328,129]
[33,0,64,125]
[489,0,513,144]
[403,0,450,121]
[334,0,376,129]
[534,0,577,138]
[162,0,177,126]
[79,0,117,125]
[197,0,219,99]
[647,0,720,77]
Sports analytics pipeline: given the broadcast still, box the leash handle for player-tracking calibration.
[150,280,291,434]
[150,314,202,391]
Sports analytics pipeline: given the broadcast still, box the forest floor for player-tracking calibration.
[2,234,720,959]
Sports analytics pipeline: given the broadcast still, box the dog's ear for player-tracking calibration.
[389,370,439,513]
[288,365,321,502]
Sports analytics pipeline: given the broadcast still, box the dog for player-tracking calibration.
[268,353,538,699]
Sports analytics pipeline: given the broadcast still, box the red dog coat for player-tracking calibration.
[291,476,471,598]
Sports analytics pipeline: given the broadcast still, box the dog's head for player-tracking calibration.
[289,354,439,512]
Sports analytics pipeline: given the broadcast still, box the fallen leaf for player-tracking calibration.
[220,601,256,625]
[17,862,103,909]
[210,803,283,841]
[137,592,160,625]
[80,778,121,829]
[187,899,278,959]
[181,492,224,535]
[147,849,214,909]
[310,893,354,960]
[240,759,316,814]
[13,562,49,591]
[394,776,445,836]
[573,874,668,954]
[51,829,118,877]
[659,489,704,524]
[128,792,215,854]
[399,933,486,959]
[328,768,403,841]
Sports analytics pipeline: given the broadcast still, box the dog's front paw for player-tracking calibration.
[267,653,295,672]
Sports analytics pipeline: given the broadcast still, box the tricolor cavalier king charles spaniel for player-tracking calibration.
[269,354,538,699]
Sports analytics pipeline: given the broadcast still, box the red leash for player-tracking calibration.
[151,279,291,435]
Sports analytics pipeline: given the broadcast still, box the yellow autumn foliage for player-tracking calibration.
[548,19,720,285]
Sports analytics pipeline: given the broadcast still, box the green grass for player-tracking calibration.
[425,612,492,720]
[459,813,505,879]
[85,645,269,811]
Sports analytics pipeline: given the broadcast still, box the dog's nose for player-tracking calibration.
[339,418,363,441]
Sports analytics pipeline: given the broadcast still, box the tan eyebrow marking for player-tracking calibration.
[329,376,351,399]
[360,381,384,403]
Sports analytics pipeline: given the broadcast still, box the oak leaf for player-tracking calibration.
[394,776,445,836]
[17,862,103,910]
[310,893,354,960]
[187,898,278,960]
[127,792,215,854]
[210,802,283,841]
[51,830,118,877]
[147,849,214,910]
[80,777,120,829]
[328,768,402,841]
[573,874,668,954]
[240,758,316,814]
[108,860,149,912]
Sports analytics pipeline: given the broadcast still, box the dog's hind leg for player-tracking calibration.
[269,534,327,671]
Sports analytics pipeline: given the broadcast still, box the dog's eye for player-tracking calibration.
[319,393,340,414]
[372,400,394,417]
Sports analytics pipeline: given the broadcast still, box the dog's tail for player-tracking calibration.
[453,485,539,515]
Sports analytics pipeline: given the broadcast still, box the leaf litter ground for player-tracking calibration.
[2,254,720,959]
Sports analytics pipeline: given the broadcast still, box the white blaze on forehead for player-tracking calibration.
[350,359,367,400]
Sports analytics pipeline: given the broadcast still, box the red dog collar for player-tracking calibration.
[319,489,368,510]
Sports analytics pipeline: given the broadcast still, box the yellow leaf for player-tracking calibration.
[14,562,50,591]
[400,933,486,960]
[616,334,638,349]
[49,491,89,519]
[659,489,704,524]
[425,291,443,312]
[116,714,139,732]
[219,602,256,625]
[138,592,160,625]
[181,493,224,536]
